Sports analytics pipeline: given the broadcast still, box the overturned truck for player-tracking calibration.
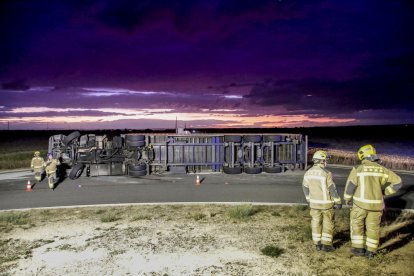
[48,131,308,179]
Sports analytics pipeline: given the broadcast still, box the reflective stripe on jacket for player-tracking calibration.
[303,164,341,209]
[31,157,45,169]
[45,159,60,174]
[344,160,402,211]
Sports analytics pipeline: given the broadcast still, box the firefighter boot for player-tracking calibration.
[315,243,322,251]
[351,247,365,256]
[321,244,335,252]
[365,251,375,259]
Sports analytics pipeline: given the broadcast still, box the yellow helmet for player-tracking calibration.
[312,150,328,161]
[358,144,377,161]
[34,151,40,157]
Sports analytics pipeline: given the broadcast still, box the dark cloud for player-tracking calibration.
[244,53,414,115]
[0,0,413,127]
[0,86,244,113]
[1,79,30,91]
[0,109,130,119]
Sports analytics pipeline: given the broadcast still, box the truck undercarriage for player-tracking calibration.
[48,131,308,179]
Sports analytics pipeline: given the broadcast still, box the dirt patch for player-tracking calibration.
[1,205,413,275]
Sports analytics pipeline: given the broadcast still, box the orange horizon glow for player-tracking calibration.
[0,107,356,128]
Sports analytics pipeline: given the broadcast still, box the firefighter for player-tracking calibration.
[344,144,402,258]
[31,151,45,182]
[45,152,60,189]
[303,150,342,252]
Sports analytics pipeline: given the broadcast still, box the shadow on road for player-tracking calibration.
[380,208,414,252]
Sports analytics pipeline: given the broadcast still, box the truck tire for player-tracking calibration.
[125,135,145,141]
[128,170,147,177]
[223,166,242,174]
[63,131,81,146]
[126,140,145,147]
[263,135,283,142]
[128,164,147,171]
[224,135,242,143]
[264,166,282,173]
[244,135,262,143]
[244,167,262,174]
[69,163,85,179]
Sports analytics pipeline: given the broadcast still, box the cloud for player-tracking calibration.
[1,1,413,128]
[1,79,30,91]
[243,53,414,115]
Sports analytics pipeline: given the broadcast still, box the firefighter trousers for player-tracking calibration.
[33,168,44,182]
[350,204,382,252]
[310,208,335,246]
[47,172,57,189]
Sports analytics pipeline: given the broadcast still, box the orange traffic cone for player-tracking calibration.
[196,175,201,185]
[26,180,33,192]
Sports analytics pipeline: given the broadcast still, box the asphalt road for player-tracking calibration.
[0,167,413,210]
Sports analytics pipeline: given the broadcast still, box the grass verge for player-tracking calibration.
[227,204,258,220]
[261,245,284,257]
[1,205,413,275]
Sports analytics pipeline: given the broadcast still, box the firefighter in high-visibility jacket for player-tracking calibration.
[303,150,342,252]
[31,151,45,182]
[344,144,402,258]
[45,152,60,190]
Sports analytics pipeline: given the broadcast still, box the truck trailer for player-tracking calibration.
[48,131,308,179]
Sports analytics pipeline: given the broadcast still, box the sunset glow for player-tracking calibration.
[1,1,413,129]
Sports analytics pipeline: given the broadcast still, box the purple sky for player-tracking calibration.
[1,0,413,129]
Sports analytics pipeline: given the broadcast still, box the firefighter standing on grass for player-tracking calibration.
[302,150,342,252]
[31,151,45,182]
[45,152,60,189]
[344,144,402,258]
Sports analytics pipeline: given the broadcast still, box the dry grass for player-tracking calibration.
[227,204,258,220]
[309,148,414,170]
[260,245,284,257]
[1,205,413,275]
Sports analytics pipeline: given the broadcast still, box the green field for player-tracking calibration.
[0,137,48,171]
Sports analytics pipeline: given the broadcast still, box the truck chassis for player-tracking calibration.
[48,131,308,179]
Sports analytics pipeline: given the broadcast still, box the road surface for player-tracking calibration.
[0,167,413,210]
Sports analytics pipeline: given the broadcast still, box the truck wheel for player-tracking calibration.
[223,166,242,174]
[128,164,147,171]
[244,167,262,174]
[264,166,282,173]
[126,140,145,147]
[224,135,242,143]
[128,170,147,177]
[63,131,81,146]
[244,135,262,143]
[69,163,85,179]
[125,135,145,141]
[263,135,283,142]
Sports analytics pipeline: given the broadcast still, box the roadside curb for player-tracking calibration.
[0,169,30,174]
[1,202,413,212]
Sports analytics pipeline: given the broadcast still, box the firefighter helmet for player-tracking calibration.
[358,144,377,161]
[312,150,328,161]
[34,151,40,157]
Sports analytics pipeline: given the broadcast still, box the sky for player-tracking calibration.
[0,0,413,129]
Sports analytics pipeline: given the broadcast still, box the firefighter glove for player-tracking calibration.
[334,203,342,210]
